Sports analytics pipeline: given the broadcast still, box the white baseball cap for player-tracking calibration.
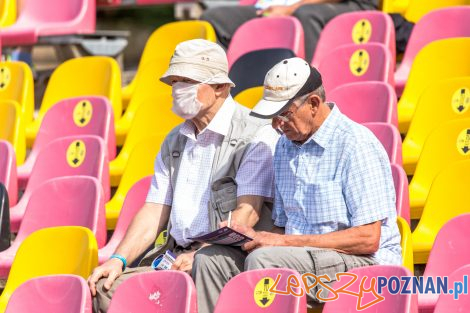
[160,39,235,87]
[251,57,323,119]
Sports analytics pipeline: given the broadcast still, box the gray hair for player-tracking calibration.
[293,85,326,107]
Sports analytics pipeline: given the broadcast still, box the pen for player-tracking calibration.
[228,211,232,228]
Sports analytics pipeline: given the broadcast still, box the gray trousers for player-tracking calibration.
[192,245,377,313]
[201,1,376,63]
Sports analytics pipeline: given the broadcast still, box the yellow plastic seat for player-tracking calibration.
[0,226,98,312]
[26,56,122,147]
[397,217,413,273]
[0,101,26,164]
[233,86,264,109]
[404,0,470,23]
[106,136,163,229]
[381,0,409,14]
[0,0,16,27]
[409,118,470,219]
[121,20,216,110]
[115,58,171,145]
[110,94,182,187]
[412,160,470,264]
[403,77,470,175]
[397,38,470,134]
[0,62,35,127]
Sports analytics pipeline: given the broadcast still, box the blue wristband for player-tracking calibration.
[110,254,127,271]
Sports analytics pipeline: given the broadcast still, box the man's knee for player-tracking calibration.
[244,247,278,270]
[200,6,224,23]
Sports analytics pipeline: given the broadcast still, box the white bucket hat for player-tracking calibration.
[160,39,235,87]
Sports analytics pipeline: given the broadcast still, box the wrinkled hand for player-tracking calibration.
[257,5,295,17]
[88,258,124,296]
[171,251,196,274]
[231,223,285,252]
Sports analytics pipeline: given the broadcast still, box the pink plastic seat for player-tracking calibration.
[329,82,398,127]
[107,270,197,313]
[434,264,470,313]
[5,274,92,313]
[17,96,115,190]
[0,176,105,279]
[0,140,17,206]
[99,176,151,264]
[323,265,417,313]
[363,122,402,165]
[227,17,305,68]
[312,11,396,67]
[0,0,95,46]
[395,6,470,96]
[391,164,410,225]
[318,43,394,93]
[418,214,470,313]
[10,135,109,233]
[214,268,306,313]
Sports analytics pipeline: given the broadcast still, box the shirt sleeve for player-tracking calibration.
[145,152,173,205]
[235,125,279,199]
[342,139,396,227]
[273,183,288,227]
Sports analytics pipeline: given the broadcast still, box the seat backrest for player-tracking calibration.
[233,86,264,110]
[20,0,91,23]
[323,265,416,313]
[26,135,110,201]
[404,0,470,23]
[0,226,98,311]
[363,123,402,165]
[318,43,393,93]
[0,140,17,205]
[397,216,413,273]
[391,164,410,224]
[0,183,10,252]
[227,17,305,67]
[434,264,470,313]
[214,268,307,313]
[0,100,25,164]
[16,176,106,248]
[329,82,397,127]
[0,0,16,27]
[229,48,296,97]
[0,61,34,125]
[313,11,395,67]
[108,270,197,313]
[5,274,92,313]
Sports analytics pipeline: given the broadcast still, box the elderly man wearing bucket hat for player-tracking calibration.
[88,39,278,312]
[193,57,401,311]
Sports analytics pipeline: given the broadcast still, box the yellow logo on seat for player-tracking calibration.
[452,88,470,114]
[349,49,370,76]
[254,277,276,308]
[66,140,87,168]
[73,100,93,127]
[352,19,372,44]
[456,129,470,156]
[0,66,12,91]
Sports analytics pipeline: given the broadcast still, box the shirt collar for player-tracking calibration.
[304,102,341,149]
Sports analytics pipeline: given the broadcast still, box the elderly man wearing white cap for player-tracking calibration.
[193,57,401,311]
[88,39,279,312]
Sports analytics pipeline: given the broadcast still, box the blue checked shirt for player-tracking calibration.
[273,103,402,265]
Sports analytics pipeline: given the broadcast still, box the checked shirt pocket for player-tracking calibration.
[304,181,348,226]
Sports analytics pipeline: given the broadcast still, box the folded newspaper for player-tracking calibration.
[189,226,253,246]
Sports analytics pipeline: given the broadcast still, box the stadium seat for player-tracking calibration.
[403,0,470,23]
[322,265,417,313]
[418,214,470,312]
[0,184,10,252]
[0,140,17,206]
[434,264,470,313]
[18,96,116,189]
[229,49,296,97]
[0,0,95,47]
[214,268,306,313]
[234,86,264,109]
[403,77,470,175]
[391,164,410,224]
[107,137,161,229]
[397,217,413,274]
[227,17,305,67]
[110,94,181,187]
[395,7,470,97]
[108,270,197,313]
[381,0,408,14]
[409,119,470,219]
[99,176,151,263]
[317,43,394,93]
[0,0,15,27]
[412,160,470,264]
[397,38,470,134]
[329,82,398,127]
[5,274,92,313]
[25,56,122,147]
[0,61,35,126]
[9,135,110,232]
[363,123,402,165]
[0,176,105,279]
[312,11,395,67]
[0,226,98,312]
[116,58,170,145]
[121,20,216,110]
[0,101,26,164]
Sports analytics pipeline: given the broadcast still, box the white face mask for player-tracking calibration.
[171,82,203,120]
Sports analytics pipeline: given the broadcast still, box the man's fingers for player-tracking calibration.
[219,220,228,228]
[171,256,184,270]
[88,269,107,296]
[103,271,120,290]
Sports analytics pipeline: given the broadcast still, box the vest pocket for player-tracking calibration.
[211,176,238,225]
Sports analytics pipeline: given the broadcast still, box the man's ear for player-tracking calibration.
[308,94,321,112]
[214,84,229,97]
